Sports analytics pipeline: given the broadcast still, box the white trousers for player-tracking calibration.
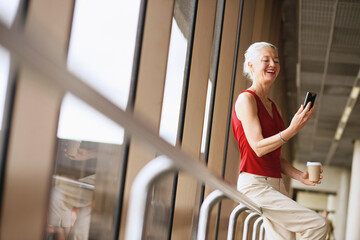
[237,172,328,240]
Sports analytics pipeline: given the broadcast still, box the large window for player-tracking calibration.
[46,1,141,239]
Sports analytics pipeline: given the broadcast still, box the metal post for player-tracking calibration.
[124,156,177,240]
[252,216,263,240]
[227,204,249,240]
[197,190,227,240]
[242,212,261,240]
[259,223,265,240]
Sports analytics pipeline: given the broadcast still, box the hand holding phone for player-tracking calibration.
[304,92,317,109]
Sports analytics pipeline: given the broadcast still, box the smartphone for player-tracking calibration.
[304,92,317,109]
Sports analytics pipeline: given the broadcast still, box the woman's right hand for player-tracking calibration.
[288,102,315,134]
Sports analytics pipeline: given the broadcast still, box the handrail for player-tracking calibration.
[53,175,94,190]
[227,204,249,240]
[197,190,227,240]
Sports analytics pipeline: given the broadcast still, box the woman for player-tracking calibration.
[232,42,328,239]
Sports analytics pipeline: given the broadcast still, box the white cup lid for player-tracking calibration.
[307,162,322,166]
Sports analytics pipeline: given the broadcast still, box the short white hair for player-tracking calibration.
[243,42,278,81]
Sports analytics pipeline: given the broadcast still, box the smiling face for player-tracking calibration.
[248,47,280,84]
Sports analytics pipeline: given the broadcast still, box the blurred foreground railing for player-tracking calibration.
[124,156,263,240]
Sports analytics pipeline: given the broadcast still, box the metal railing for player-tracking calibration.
[227,204,249,240]
[124,156,262,239]
[197,190,227,239]
[53,175,94,190]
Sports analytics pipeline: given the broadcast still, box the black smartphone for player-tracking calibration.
[304,92,317,109]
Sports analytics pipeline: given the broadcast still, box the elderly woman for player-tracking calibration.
[232,42,328,239]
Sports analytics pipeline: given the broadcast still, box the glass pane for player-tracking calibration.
[159,18,188,146]
[46,95,125,239]
[46,0,141,238]
[200,79,212,153]
[67,0,141,110]
[0,0,20,27]
[57,94,124,144]
[0,45,10,132]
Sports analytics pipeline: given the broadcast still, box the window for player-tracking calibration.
[46,1,141,239]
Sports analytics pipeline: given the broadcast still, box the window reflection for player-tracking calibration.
[47,95,124,239]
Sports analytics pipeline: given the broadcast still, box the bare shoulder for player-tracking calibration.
[235,92,256,108]
[235,92,257,120]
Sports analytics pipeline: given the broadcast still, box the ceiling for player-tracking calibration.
[281,0,360,169]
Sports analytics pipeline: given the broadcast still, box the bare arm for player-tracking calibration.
[235,92,315,157]
[281,157,322,186]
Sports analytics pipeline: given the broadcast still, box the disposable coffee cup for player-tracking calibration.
[307,162,322,182]
[67,140,81,157]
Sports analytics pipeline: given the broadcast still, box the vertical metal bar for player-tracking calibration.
[215,0,245,238]
[197,190,226,240]
[114,0,148,239]
[242,213,261,240]
[124,156,177,240]
[167,0,199,238]
[259,223,265,240]
[227,204,249,240]
[252,217,263,240]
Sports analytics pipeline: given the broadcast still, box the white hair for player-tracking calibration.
[243,42,278,81]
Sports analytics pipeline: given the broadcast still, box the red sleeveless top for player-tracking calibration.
[232,90,286,178]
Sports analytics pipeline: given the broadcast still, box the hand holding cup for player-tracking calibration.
[307,162,322,183]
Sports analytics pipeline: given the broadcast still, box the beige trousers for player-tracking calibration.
[237,172,328,240]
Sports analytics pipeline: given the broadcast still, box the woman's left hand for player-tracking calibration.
[300,169,323,186]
